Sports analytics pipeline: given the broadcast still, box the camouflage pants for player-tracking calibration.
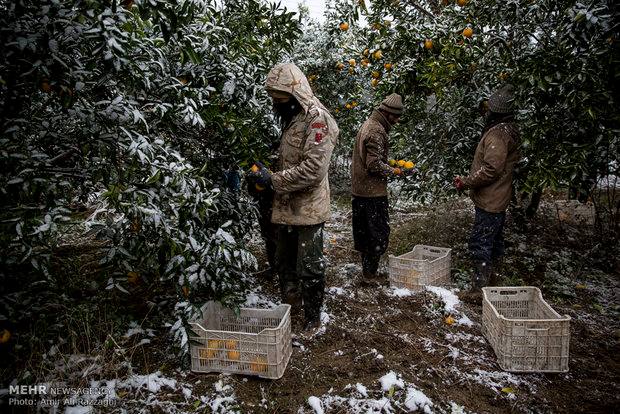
[468,206,506,264]
[275,224,325,322]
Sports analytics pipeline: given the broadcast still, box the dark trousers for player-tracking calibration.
[468,206,506,264]
[352,196,390,275]
[275,224,325,322]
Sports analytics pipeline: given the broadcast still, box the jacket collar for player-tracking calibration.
[370,109,391,133]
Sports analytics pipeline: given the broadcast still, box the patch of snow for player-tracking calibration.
[450,402,467,413]
[404,387,434,413]
[334,350,343,356]
[327,286,346,296]
[118,371,176,393]
[308,396,324,414]
[64,406,93,414]
[243,289,279,308]
[425,286,460,313]
[355,383,368,397]
[457,314,474,327]
[379,371,404,391]
[123,321,155,338]
[388,287,416,297]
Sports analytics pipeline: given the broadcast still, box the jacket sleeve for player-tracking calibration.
[462,130,508,189]
[364,131,393,178]
[271,112,337,193]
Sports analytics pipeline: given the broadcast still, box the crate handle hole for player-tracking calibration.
[498,290,518,296]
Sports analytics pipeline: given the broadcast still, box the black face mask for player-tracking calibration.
[273,97,302,126]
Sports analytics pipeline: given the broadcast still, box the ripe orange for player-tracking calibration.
[250,356,268,372]
[40,81,52,93]
[371,79,379,87]
[457,0,468,6]
[225,339,238,349]
[0,329,10,344]
[404,161,415,169]
[445,315,455,325]
[397,159,406,167]
[373,50,383,60]
[336,62,345,70]
[250,164,259,173]
[393,167,402,175]
[371,70,381,79]
[345,103,352,109]
[206,339,221,358]
[339,22,349,31]
[348,67,355,74]
[384,63,393,71]
[424,39,433,50]
[362,48,369,57]
[351,101,358,107]
[361,58,370,67]
[463,27,473,38]
[127,271,139,284]
[227,350,240,360]
[372,22,382,30]
[348,58,356,66]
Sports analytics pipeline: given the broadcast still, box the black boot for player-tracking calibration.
[302,278,324,335]
[461,261,491,304]
[489,257,504,286]
[360,253,383,287]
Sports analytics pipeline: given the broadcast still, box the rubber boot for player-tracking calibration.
[360,253,383,287]
[488,257,503,286]
[302,278,324,336]
[461,261,490,304]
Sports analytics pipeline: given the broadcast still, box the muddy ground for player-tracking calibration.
[1,194,619,413]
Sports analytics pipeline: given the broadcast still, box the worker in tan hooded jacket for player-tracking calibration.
[248,62,339,333]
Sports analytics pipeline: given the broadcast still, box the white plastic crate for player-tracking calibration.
[189,301,292,379]
[482,287,570,373]
[388,245,451,290]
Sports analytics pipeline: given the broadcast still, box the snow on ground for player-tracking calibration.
[425,286,474,326]
[301,373,435,414]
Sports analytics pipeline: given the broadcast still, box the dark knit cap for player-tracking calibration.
[378,93,404,115]
[488,84,515,114]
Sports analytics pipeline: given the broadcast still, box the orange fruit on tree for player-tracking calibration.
[397,159,406,167]
[339,22,349,31]
[424,39,433,50]
[345,103,352,109]
[384,63,393,71]
[0,329,10,344]
[361,58,370,67]
[371,79,379,87]
[404,161,415,169]
[40,81,52,93]
[371,70,381,79]
[336,62,345,70]
[362,48,369,57]
[393,167,402,175]
[388,159,397,167]
[457,0,468,6]
[351,101,358,107]
[348,58,356,66]
[373,49,383,60]
[462,27,473,38]
[372,22,382,30]
[127,271,139,284]
[250,164,259,173]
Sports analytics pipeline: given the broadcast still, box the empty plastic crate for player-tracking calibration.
[388,245,451,290]
[189,301,292,379]
[482,287,570,373]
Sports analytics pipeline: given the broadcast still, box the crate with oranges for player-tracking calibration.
[189,301,291,379]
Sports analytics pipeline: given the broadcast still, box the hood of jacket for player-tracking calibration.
[265,62,315,114]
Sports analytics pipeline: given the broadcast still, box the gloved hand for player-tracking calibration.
[453,176,465,192]
[247,162,273,191]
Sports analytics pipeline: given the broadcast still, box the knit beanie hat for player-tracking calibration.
[378,93,404,115]
[488,84,515,114]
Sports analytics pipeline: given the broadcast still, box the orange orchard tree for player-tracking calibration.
[295,0,619,221]
[0,0,301,352]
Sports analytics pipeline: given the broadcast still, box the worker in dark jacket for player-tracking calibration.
[455,84,521,302]
[350,93,405,286]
